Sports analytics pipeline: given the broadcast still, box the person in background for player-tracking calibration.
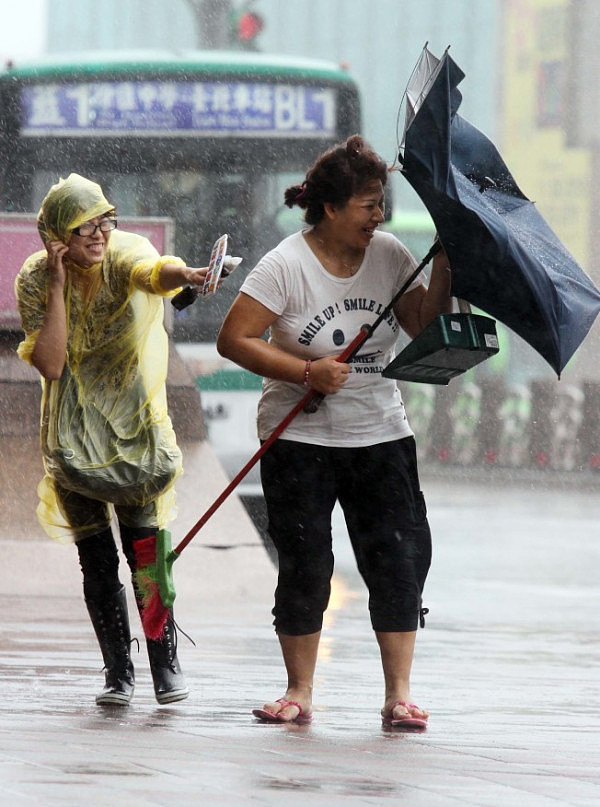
[217,135,452,729]
[15,173,209,707]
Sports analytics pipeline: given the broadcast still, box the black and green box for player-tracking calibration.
[382,313,500,385]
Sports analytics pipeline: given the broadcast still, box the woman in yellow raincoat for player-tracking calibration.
[15,173,208,707]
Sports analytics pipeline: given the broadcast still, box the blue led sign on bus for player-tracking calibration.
[21,81,337,137]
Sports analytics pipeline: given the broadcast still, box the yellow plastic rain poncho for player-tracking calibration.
[15,174,185,543]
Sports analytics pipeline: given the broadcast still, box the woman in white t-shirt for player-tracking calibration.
[217,135,452,729]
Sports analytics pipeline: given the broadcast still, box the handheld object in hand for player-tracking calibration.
[201,233,229,297]
[171,234,241,311]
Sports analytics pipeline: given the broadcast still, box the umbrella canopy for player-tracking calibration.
[398,46,600,376]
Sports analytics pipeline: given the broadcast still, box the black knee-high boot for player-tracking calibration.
[125,532,189,705]
[86,586,135,705]
[146,612,189,704]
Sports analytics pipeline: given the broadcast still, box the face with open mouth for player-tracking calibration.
[66,215,116,268]
[335,179,385,248]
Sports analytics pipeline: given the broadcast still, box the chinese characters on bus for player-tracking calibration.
[21,81,337,137]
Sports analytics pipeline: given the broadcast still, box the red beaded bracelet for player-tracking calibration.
[303,359,311,386]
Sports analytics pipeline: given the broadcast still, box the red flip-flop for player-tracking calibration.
[382,701,428,730]
[252,697,312,724]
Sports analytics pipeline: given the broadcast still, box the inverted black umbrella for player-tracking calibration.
[392,45,600,377]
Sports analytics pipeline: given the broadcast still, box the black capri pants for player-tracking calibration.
[260,436,432,635]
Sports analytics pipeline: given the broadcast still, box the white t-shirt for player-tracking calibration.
[240,229,424,448]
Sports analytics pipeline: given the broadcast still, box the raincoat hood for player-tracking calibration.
[37,173,115,245]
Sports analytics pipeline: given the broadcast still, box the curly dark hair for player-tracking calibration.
[284,134,388,226]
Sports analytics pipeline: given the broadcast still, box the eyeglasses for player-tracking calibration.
[70,218,118,237]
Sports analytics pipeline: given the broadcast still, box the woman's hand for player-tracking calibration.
[182,265,209,288]
[46,240,69,288]
[31,241,70,379]
[395,243,452,338]
[307,355,351,394]
[158,263,209,292]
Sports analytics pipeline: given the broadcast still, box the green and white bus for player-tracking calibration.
[0,50,361,340]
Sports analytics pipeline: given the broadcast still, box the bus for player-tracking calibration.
[0,50,361,341]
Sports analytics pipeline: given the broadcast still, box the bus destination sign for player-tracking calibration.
[20,81,337,138]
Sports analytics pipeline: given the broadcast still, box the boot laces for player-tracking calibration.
[165,616,195,669]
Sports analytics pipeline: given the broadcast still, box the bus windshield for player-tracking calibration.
[0,51,360,341]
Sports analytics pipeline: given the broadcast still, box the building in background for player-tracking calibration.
[565,0,600,277]
[503,0,590,273]
[499,0,596,382]
[43,0,500,213]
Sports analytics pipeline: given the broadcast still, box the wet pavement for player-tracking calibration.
[1,476,600,806]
